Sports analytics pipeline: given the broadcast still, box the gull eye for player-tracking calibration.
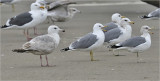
[145,27,149,29]
[35,5,38,6]
[73,9,76,11]
[54,28,57,29]
[125,20,127,21]
[119,15,121,17]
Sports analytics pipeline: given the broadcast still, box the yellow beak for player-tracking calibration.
[40,6,45,9]
[121,16,126,18]
[101,26,107,32]
[129,21,135,24]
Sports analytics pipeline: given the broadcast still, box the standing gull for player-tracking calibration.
[1,3,48,41]
[61,23,106,61]
[104,18,134,56]
[140,8,160,20]
[0,0,21,12]
[47,0,80,23]
[103,13,125,31]
[13,25,65,67]
[104,18,134,46]
[111,25,152,63]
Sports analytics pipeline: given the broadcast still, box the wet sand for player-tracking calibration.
[0,0,159,81]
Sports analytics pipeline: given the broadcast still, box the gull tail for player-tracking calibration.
[61,47,70,52]
[1,25,9,29]
[140,15,150,19]
[111,45,122,49]
[12,49,36,53]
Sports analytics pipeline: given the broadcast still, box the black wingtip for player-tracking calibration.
[111,45,122,49]
[1,25,8,29]
[60,47,70,52]
[12,49,26,53]
[140,15,150,19]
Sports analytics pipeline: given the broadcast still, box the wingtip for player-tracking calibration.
[139,15,150,19]
[1,25,8,29]
[60,47,70,52]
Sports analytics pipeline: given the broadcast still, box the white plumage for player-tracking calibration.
[13,25,65,67]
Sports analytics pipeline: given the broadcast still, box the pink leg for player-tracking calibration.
[45,55,49,67]
[23,29,25,35]
[40,55,44,67]
[26,29,32,41]
[34,27,38,35]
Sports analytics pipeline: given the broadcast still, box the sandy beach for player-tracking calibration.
[0,0,159,81]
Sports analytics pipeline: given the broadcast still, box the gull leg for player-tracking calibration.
[90,50,98,61]
[137,52,139,63]
[40,55,44,67]
[34,27,39,35]
[136,52,145,63]
[26,29,32,41]
[23,29,25,35]
[114,50,120,56]
[45,55,49,67]
[12,4,15,12]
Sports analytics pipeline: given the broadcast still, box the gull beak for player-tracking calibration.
[40,6,45,9]
[148,28,154,34]
[77,10,81,13]
[101,26,107,32]
[121,16,126,18]
[129,21,135,24]
[60,29,65,32]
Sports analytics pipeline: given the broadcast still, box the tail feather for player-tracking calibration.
[111,45,122,49]
[140,15,150,19]
[12,49,36,53]
[1,25,9,29]
[61,47,70,52]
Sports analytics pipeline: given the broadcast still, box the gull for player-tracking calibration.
[1,3,48,41]
[140,8,160,20]
[61,23,106,61]
[13,25,65,67]
[111,25,152,63]
[104,18,134,46]
[103,13,126,31]
[47,0,80,23]
[103,18,134,56]
[0,0,21,12]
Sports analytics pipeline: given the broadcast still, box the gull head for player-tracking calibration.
[69,8,81,14]
[31,3,45,10]
[140,25,153,34]
[112,13,125,24]
[120,18,134,27]
[48,25,65,34]
[93,23,107,32]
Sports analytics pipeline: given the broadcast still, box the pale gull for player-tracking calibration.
[140,8,160,20]
[61,23,106,61]
[103,13,125,31]
[111,25,152,63]
[1,3,48,41]
[13,25,65,67]
[103,18,134,56]
[47,0,80,23]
